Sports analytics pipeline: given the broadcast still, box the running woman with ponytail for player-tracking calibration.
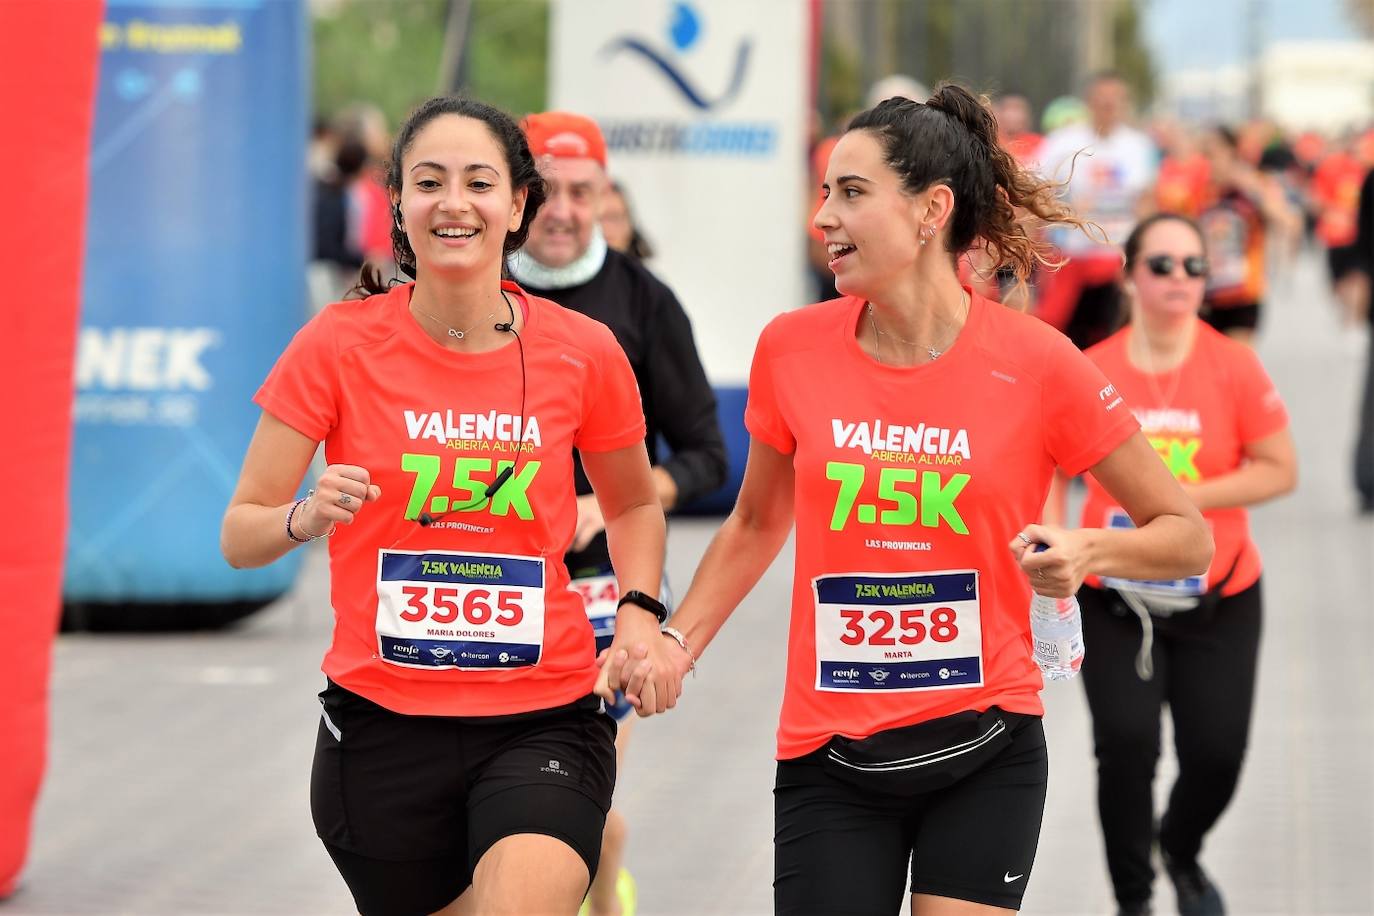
[627,84,1213,915]
[221,97,680,916]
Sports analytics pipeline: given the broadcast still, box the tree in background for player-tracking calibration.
[818,0,1154,136]
[313,0,1152,145]
[313,0,547,130]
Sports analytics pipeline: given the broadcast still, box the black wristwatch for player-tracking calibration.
[617,590,669,625]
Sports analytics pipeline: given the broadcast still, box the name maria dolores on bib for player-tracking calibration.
[404,410,543,447]
[832,419,972,464]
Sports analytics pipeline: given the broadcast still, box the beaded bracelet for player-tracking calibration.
[285,490,334,543]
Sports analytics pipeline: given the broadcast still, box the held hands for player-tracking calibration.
[571,494,607,552]
[1008,524,1092,599]
[296,464,383,537]
[594,608,686,718]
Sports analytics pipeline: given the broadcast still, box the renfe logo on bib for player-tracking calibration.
[813,569,983,691]
[376,549,545,670]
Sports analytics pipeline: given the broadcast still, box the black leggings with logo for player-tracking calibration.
[1079,580,1262,908]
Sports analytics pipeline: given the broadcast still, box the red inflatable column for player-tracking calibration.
[0,1,102,897]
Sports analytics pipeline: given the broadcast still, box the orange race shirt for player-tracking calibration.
[1155,154,1211,218]
[1200,187,1266,307]
[1004,131,1043,168]
[1312,153,1368,249]
[746,291,1138,759]
[1081,322,1288,597]
[255,281,646,717]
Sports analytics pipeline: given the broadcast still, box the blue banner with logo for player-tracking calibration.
[66,0,309,603]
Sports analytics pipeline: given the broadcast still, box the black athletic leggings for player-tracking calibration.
[1079,580,1262,908]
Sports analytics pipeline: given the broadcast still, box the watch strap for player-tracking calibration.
[617,589,669,624]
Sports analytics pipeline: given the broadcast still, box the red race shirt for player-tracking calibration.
[1081,322,1288,597]
[1312,153,1368,248]
[1004,131,1043,168]
[1155,154,1211,218]
[746,291,1138,759]
[255,281,645,717]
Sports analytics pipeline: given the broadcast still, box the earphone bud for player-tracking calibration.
[416,466,516,527]
[488,465,515,492]
[412,290,525,530]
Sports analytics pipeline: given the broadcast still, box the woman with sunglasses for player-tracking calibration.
[1076,213,1297,916]
[221,97,679,916]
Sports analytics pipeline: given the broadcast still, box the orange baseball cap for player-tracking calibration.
[521,111,607,167]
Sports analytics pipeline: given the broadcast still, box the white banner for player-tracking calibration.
[551,0,809,384]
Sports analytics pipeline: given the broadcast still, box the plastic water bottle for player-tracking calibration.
[1028,545,1084,680]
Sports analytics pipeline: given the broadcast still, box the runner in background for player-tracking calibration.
[512,111,728,916]
[1311,137,1371,316]
[994,91,1044,310]
[308,137,367,312]
[1288,130,1329,240]
[1196,126,1301,346]
[1351,160,1374,513]
[1256,142,1311,254]
[333,103,397,278]
[600,179,654,263]
[1074,213,1296,916]
[994,92,1043,168]
[628,84,1211,916]
[222,97,678,916]
[1041,94,1088,136]
[806,134,842,301]
[1154,122,1211,219]
[1037,73,1158,349]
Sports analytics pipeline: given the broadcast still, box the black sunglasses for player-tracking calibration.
[1144,254,1208,278]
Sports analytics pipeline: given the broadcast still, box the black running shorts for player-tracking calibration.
[1328,243,1361,281]
[310,680,616,916]
[774,713,1048,914]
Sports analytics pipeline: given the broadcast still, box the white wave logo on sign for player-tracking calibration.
[74,326,220,427]
[596,3,766,154]
[552,0,806,386]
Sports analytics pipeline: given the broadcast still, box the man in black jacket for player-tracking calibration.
[511,110,727,916]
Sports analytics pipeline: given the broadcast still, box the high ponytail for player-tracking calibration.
[848,81,1093,286]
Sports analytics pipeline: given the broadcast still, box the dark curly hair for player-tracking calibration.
[847,81,1093,286]
[355,96,547,296]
